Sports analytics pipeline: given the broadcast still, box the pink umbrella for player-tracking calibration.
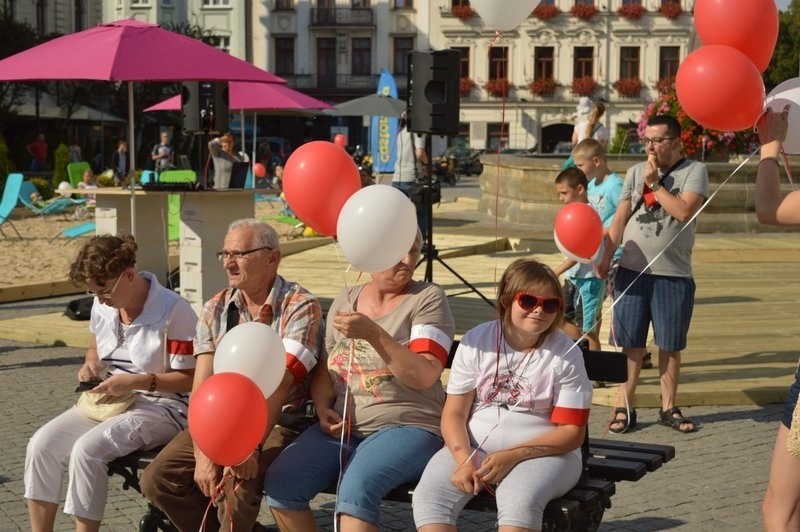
[0,18,284,234]
[143,82,330,112]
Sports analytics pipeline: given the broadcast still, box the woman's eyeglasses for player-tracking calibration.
[86,272,124,300]
[514,292,561,313]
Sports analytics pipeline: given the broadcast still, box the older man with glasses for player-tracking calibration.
[141,218,324,532]
[597,114,708,435]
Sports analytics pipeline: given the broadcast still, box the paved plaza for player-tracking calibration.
[0,294,779,531]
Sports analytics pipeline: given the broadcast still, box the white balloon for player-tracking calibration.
[764,77,800,154]
[472,0,541,32]
[57,181,72,198]
[336,184,418,272]
[213,321,285,398]
[554,230,592,264]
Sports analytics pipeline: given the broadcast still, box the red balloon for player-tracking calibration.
[282,141,361,236]
[676,45,765,132]
[253,162,267,179]
[333,134,347,148]
[188,373,268,467]
[554,202,603,262]
[695,0,778,73]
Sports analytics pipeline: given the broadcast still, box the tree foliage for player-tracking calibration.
[0,14,37,129]
[764,1,800,91]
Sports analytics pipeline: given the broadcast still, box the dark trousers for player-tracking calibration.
[140,426,297,532]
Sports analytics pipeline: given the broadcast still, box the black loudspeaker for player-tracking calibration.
[181,82,200,131]
[182,82,228,132]
[407,50,460,136]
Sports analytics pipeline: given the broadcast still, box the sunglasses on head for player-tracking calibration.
[513,292,561,313]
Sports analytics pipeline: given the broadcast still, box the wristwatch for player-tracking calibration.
[649,181,662,192]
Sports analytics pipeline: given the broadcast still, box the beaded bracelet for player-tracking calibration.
[148,373,157,393]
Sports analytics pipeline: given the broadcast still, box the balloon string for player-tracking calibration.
[780,147,795,191]
[488,30,505,301]
[199,473,243,532]
[334,339,355,532]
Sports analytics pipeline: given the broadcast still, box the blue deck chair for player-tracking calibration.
[140,170,158,185]
[0,173,23,239]
[18,189,86,218]
[49,221,96,244]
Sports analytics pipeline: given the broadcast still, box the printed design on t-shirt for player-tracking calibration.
[329,338,393,401]
[634,203,668,238]
[476,367,535,413]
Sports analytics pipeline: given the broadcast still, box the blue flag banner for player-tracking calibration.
[370,70,399,174]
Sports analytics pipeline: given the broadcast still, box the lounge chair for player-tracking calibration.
[49,221,96,244]
[18,186,86,218]
[0,173,23,239]
[67,161,91,189]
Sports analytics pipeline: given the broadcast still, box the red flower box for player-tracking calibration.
[451,4,475,20]
[659,2,682,20]
[617,4,646,20]
[613,77,643,97]
[571,76,596,96]
[460,77,476,97]
[533,4,560,20]
[484,78,509,98]
[657,76,676,94]
[571,3,598,20]
[529,78,558,96]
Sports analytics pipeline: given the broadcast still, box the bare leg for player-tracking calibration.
[75,516,101,532]
[584,328,601,351]
[658,349,693,431]
[28,499,58,532]
[340,514,378,532]
[270,508,319,532]
[763,424,800,531]
[498,526,535,532]
[418,525,456,532]
[609,347,646,431]
[560,321,581,343]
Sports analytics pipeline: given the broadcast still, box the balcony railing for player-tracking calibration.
[310,8,374,26]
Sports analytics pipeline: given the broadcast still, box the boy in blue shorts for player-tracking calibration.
[553,167,605,351]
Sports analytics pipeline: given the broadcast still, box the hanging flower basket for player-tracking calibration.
[533,4,560,20]
[571,4,598,20]
[528,78,559,97]
[613,77,643,97]
[484,78,510,98]
[659,2,682,20]
[617,4,646,20]
[571,76,596,97]
[460,77,477,97]
[657,76,676,94]
[451,4,475,20]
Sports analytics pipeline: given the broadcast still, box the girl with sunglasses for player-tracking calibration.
[413,258,592,532]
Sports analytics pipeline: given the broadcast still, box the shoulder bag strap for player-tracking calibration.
[627,157,686,222]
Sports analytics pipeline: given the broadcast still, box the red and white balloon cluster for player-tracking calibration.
[676,0,777,132]
[281,140,418,273]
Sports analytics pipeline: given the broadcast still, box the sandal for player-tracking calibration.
[609,407,637,434]
[658,407,697,433]
[642,352,653,369]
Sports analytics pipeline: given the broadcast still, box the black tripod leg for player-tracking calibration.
[433,255,495,307]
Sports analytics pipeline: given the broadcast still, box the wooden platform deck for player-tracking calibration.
[1,229,798,408]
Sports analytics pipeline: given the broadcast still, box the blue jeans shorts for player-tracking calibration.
[563,277,606,334]
[781,362,800,428]
[265,423,443,525]
[610,267,695,352]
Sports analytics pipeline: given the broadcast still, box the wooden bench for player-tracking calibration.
[108,345,675,532]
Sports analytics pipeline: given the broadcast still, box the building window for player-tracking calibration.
[216,36,230,52]
[573,46,593,78]
[162,0,173,5]
[661,0,679,4]
[619,46,640,79]
[452,46,470,78]
[452,0,470,6]
[35,0,45,36]
[574,0,593,4]
[393,0,412,7]
[202,0,230,6]
[131,0,151,4]
[539,0,554,5]
[317,38,337,87]
[275,37,295,75]
[488,46,508,80]
[659,46,680,80]
[487,122,509,151]
[352,0,370,7]
[352,38,371,76]
[622,0,641,5]
[393,37,413,76]
[534,47,554,80]
[74,0,83,31]
[275,0,293,9]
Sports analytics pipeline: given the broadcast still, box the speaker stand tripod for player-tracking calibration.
[416,134,494,308]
